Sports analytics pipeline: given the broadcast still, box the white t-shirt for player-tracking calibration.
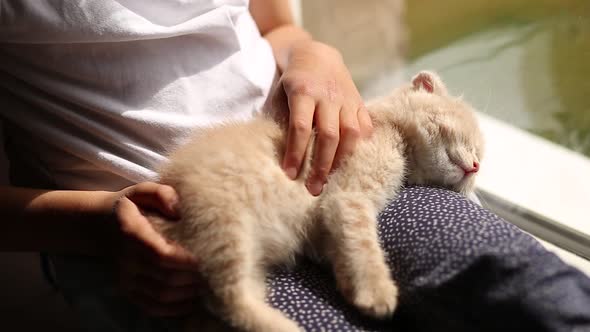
[0,0,277,190]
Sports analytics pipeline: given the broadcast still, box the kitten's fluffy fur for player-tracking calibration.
[152,71,484,331]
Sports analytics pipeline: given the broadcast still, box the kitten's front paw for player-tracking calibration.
[352,278,398,319]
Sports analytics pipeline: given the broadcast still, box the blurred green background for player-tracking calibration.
[406,0,590,157]
[303,0,590,157]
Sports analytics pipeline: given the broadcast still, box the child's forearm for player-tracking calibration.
[263,24,313,74]
[0,185,116,255]
[249,0,313,73]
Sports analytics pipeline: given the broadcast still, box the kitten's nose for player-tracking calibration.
[465,161,479,174]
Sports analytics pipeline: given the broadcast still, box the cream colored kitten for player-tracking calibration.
[151,71,484,332]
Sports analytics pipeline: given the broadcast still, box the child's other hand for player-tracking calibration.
[108,182,200,317]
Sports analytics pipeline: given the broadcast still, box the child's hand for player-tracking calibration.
[109,182,200,317]
[275,41,373,196]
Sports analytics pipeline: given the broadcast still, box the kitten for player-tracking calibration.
[151,71,484,332]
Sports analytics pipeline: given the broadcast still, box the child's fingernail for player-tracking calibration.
[306,181,323,196]
[285,167,298,180]
[168,198,180,217]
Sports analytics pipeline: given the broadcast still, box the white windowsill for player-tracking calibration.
[476,112,590,262]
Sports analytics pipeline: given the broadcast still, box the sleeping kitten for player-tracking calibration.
[151,71,484,332]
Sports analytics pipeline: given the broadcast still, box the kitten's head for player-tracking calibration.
[398,71,484,196]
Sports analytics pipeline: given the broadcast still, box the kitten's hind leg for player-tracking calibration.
[194,213,302,332]
[319,194,398,319]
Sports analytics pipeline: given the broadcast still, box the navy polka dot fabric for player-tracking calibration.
[266,186,590,331]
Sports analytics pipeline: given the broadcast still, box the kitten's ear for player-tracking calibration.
[411,71,448,95]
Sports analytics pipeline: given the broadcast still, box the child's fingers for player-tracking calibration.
[125,182,180,219]
[115,197,198,270]
[282,94,315,180]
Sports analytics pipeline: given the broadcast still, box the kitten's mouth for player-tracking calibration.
[463,171,476,179]
[451,166,477,188]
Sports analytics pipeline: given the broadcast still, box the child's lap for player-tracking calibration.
[50,186,590,332]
